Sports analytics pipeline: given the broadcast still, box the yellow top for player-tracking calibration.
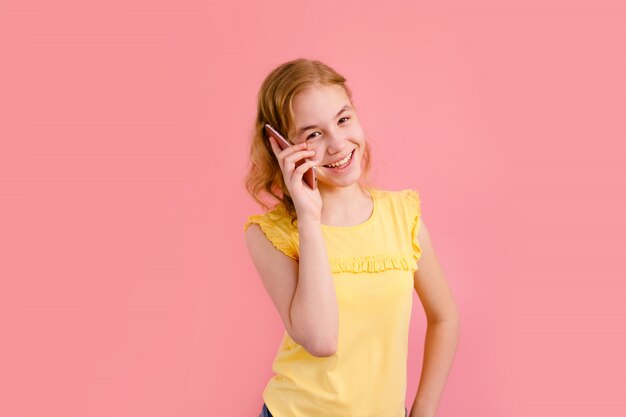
[243,188,422,417]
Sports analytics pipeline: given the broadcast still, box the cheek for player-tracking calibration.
[311,143,321,150]
[306,145,323,161]
[315,151,327,164]
[348,124,364,137]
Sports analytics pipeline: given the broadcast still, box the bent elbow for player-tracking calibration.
[306,339,337,358]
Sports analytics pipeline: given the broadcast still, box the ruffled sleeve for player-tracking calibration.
[243,212,299,261]
[405,189,423,266]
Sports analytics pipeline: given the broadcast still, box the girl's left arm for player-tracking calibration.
[409,218,460,417]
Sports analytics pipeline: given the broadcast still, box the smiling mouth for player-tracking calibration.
[323,149,355,168]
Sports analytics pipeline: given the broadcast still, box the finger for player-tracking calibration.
[284,149,315,166]
[291,159,317,181]
[268,137,288,173]
[291,161,317,187]
[268,136,280,156]
[282,141,308,158]
[284,153,315,177]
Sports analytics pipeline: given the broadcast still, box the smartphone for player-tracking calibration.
[265,123,317,190]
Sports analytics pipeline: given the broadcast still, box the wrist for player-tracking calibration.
[297,218,322,228]
[409,401,437,417]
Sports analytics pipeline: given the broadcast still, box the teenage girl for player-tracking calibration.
[243,58,459,417]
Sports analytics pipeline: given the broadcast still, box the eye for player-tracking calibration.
[306,117,351,140]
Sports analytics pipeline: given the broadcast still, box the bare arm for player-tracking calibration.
[244,220,338,357]
[291,220,338,356]
[409,218,460,417]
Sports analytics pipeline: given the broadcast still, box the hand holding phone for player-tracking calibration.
[265,124,318,190]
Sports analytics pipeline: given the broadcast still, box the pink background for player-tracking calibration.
[1,1,624,416]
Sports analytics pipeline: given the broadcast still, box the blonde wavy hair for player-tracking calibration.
[244,58,374,225]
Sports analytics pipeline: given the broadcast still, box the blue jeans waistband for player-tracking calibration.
[259,403,408,417]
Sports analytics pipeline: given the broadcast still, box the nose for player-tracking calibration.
[325,128,351,155]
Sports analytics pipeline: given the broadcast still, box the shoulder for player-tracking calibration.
[244,206,296,237]
[244,203,295,230]
[371,187,421,210]
[243,204,298,260]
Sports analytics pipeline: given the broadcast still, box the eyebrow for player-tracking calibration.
[296,105,352,135]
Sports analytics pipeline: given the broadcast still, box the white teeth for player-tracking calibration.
[324,150,353,168]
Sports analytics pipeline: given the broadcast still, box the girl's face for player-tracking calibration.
[288,84,366,190]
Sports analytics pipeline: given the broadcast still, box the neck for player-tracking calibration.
[317,182,371,224]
